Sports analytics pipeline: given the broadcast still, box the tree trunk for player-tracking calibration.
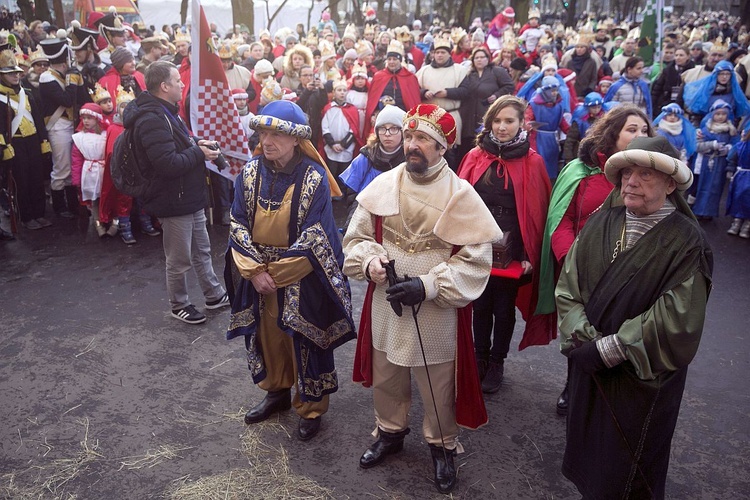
[741,0,750,27]
[456,0,476,26]
[328,0,340,25]
[181,0,188,26]
[415,0,421,20]
[511,0,529,26]
[387,0,394,26]
[16,0,35,23]
[232,0,254,35]
[52,0,65,25]
[566,0,577,27]
[31,0,53,22]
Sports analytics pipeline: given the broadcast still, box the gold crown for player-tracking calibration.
[15,51,28,67]
[342,23,359,41]
[574,25,595,46]
[217,43,233,59]
[450,27,467,46]
[351,60,367,77]
[711,35,729,53]
[13,20,26,32]
[386,39,404,57]
[364,24,375,36]
[528,8,540,19]
[541,53,558,71]
[433,34,452,52]
[28,46,48,65]
[174,30,190,44]
[502,30,517,51]
[116,84,135,108]
[395,26,412,43]
[319,39,335,60]
[355,39,373,56]
[90,82,111,103]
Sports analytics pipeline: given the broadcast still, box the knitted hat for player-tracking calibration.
[502,7,515,18]
[254,58,273,75]
[232,88,249,100]
[472,29,485,42]
[248,100,311,140]
[343,48,358,60]
[605,135,693,191]
[110,47,134,69]
[541,75,560,90]
[375,104,406,128]
[583,92,603,107]
[79,102,104,122]
[236,44,250,58]
[558,68,576,83]
[660,102,684,116]
[598,75,613,87]
[403,103,456,148]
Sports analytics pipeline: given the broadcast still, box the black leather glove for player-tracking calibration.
[386,276,425,307]
[568,340,607,375]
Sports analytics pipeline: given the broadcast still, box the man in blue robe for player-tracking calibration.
[225,100,355,441]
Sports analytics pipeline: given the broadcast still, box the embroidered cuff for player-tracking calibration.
[596,336,627,369]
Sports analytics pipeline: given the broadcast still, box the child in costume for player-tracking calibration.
[346,61,369,134]
[525,76,569,180]
[90,82,115,122]
[563,92,605,163]
[321,79,361,196]
[692,99,739,219]
[725,128,750,238]
[654,103,697,163]
[71,102,108,236]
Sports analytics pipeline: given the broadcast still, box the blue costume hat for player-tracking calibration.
[248,100,312,140]
[541,76,560,90]
[583,92,603,107]
[653,102,697,159]
[683,60,750,118]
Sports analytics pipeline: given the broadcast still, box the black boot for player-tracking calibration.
[64,186,84,217]
[298,416,322,441]
[475,352,489,381]
[244,389,292,424]
[51,189,74,218]
[429,444,457,494]
[359,428,410,469]
[481,359,504,394]
[557,381,569,416]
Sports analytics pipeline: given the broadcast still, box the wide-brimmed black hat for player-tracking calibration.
[69,21,99,50]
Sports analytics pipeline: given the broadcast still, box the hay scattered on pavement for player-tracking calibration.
[118,445,194,471]
[166,447,333,500]
[0,417,102,499]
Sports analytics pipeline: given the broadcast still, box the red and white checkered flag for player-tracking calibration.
[190,0,249,181]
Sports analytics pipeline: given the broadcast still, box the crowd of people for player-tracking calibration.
[0,4,735,498]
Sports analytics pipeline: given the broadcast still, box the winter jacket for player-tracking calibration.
[122,91,207,218]
[446,65,514,140]
[652,60,694,115]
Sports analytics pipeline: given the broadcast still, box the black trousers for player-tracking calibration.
[7,135,46,222]
[472,275,525,363]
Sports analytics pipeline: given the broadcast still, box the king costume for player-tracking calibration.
[225,101,355,439]
[343,104,501,494]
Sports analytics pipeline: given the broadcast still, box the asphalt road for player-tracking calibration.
[0,202,748,499]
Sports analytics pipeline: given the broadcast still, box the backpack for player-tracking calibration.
[110,113,174,199]
[110,125,152,199]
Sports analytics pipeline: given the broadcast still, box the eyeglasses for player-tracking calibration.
[377,126,402,135]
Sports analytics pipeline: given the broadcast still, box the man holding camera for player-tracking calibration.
[342,104,500,494]
[124,60,229,324]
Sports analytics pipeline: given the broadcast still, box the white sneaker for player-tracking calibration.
[205,293,230,310]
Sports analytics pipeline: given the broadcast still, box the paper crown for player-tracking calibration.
[404,104,457,148]
[15,51,29,68]
[395,26,412,43]
[541,53,558,71]
[450,27,467,46]
[174,30,190,44]
[116,84,135,108]
[355,39,373,57]
[433,34,453,52]
[363,24,375,36]
[28,46,49,65]
[342,23,359,41]
[217,43,233,59]
[351,60,368,77]
[386,39,404,58]
[502,30,517,51]
[319,39,335,60]
[528,8,541,19]
[90,82,111,103]
[574,26,595,46]
[711,35,729,53]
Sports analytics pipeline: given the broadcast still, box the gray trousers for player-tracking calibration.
[158,209,225,310]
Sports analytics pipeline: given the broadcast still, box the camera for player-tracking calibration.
[206,142,230,171]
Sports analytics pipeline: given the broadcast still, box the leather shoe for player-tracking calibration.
[430,445,457,494]
[481,360,504,394]
[244,389,291,424]
[297,416,321,441]
[359,428,410,469]
[557,382,569,416]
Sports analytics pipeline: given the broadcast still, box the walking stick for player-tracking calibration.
[385,261,450,466]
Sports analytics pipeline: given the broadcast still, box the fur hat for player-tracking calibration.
[248,100,311,140]
[605,135,693,191]
[403,103,456,148]
[375,104,406,128]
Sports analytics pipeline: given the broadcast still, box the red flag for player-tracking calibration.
[190,0,249,181]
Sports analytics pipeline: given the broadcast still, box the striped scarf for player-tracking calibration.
[624,199,676,250]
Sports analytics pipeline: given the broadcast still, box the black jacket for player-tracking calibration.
[652,60,694,116]
[123,91,207,217]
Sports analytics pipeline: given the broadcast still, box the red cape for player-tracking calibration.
[321,101,363,150]
[178,57,191,124]
[364,67,421,137]
[408,46,425,70]
[352,217,488,430]
[457,146,557,350]
[98,67,146,106]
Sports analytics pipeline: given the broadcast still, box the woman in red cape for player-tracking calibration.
[457,95,557,393]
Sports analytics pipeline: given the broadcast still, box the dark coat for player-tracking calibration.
[566,54,598,98]
[652,60,695,115]
[446,65,514,140]
[123,91,207,218]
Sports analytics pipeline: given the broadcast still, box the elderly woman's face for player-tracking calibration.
[616,115,649,152]
[619,166,676,216]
